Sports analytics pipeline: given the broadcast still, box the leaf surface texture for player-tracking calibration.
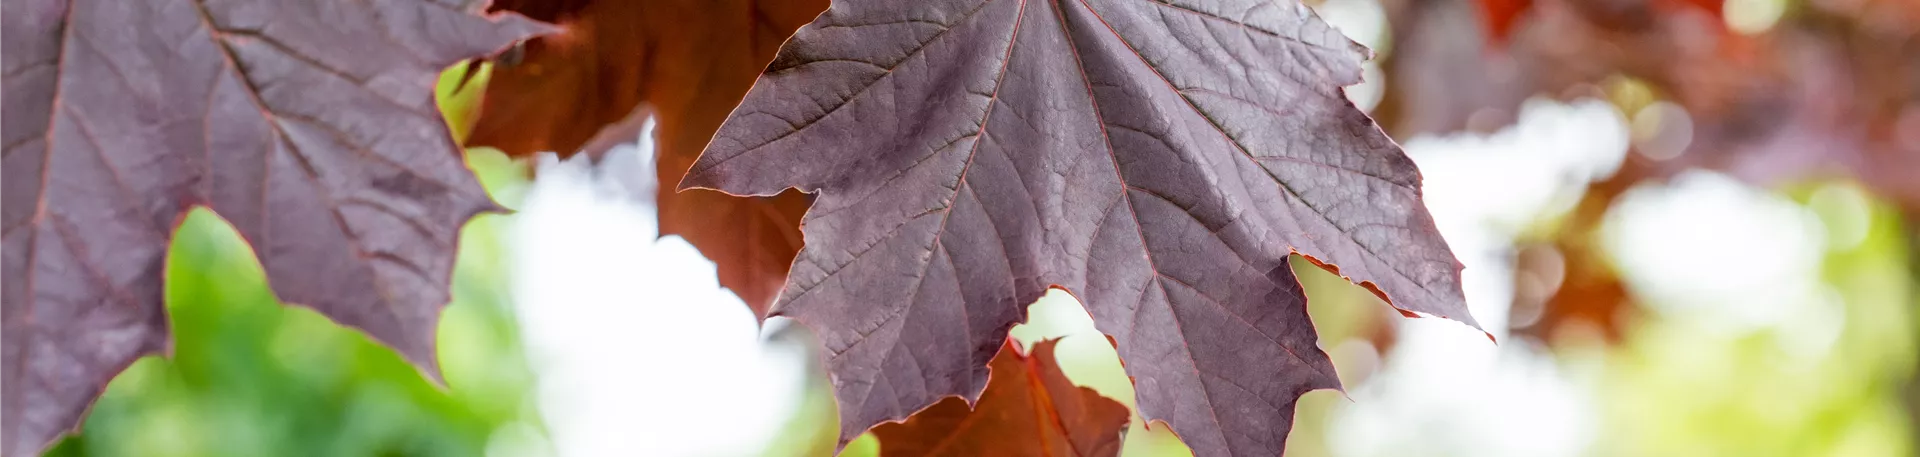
[685,0,1479,454]
[0,0,543,452]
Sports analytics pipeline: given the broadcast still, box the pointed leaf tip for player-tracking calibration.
[689,1,1474,454]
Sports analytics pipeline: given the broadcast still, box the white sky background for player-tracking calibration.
[1327,98,1843,457]
[1326,98,1627,457]
[490,6,1847,453]
[500,122,808,457]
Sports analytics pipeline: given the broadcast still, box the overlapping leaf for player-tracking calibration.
[873,338,1129,457]
[470,0,826,316]
[683,0,1479,454]
[0,0,543,453]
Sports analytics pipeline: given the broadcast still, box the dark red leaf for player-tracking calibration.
[682,1,1479,454]
[471,0,826,317]
[0,0,544,453]
[873,338,1130,457]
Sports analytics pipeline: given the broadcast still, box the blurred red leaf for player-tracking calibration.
[1508,166,1648,343]
[471,0,826,317]
[1475,0,1534,43]
[1471,0,1722,44]
[873,338,1130,457]
[1516,241,1633,343]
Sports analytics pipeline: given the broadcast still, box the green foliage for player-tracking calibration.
[1599,183,1916,457]
[42,149,540,457]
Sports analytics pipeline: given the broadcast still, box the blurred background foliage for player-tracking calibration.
[1596,184,1916,457]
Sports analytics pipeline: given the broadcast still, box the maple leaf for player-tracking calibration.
[682,0,1481,454]
[0,0,544,453]
[873,338,1130,457]
[470,0,827,317]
